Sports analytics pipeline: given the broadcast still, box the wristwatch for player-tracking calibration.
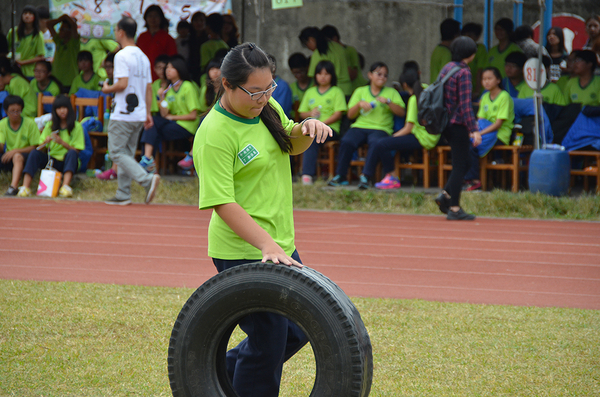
[386,98,391,105]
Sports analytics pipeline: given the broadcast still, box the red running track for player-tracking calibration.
[1,198,599,310]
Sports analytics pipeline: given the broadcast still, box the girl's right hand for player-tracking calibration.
[261,242,303,269]
[470,132,482,147]
[359,101,372,111]
[310,108,320,118]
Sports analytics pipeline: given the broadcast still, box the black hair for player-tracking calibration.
[399,69,423,101]
[218,43,291,153]
[155,54,170,66]
[440,18,461,41]
[213,48,229,61]
[3,95,24,112]
[144,5,170,31]
[167,57,191,82]
[514,25,534,42]
[0,56,22,77]
[117,17,137,39]
[495,18,515,41]
[299,27,328,55]
[505,51,527,68]
[204,58,222,107]
[542,55,552,71]
[34,60,64,92]
[77,50,93,63]
[450,36,477,62]
[51,95,76,133]
[18,6,40,38]
[402,60,420,74]
[369,61,388,73]
[104,53,115,65]
[574,49,598,72]
[314,60,337,86]
[462,22,483,37]
[206,13,224,35]
[177,20,191,31]
[36,6,50,20]
[482,66,502,82]
[35,59,52,73]
[358,53,365,70]
[288,52,309,70]
[321,25,340,41]
[545,26,566,54]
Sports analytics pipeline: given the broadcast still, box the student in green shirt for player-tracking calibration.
[80,38,119,79]
[321,25,362,92]
[139,58,201,172]
[502,51,527,98]
[287,53,313,122]
[69,51,102,95]
[31,60,62,98]
[430,18,461,83]
[199,14,229,71]
[150,55,170,114]
[0,58,37,118]
[47,14,80,90]
[0,96,39,196]
[517,57,567,106]
[6,6,45,78]
[462,22,488,98]
[487,18,523,79]
[564,49,600,106]
[192,43,331,397]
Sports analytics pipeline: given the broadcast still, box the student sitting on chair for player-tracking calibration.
[69,51,103,95]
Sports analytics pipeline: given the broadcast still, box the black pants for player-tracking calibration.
[442,124,470,207]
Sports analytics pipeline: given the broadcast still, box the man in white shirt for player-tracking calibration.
[102,17,160,205]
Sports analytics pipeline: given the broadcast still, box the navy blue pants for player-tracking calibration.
[140,115,193,149]
[212,251,309,397]
[362,133,423,178]
[301,133,337,176]
[23,149,78,177]
[335,127,389,180]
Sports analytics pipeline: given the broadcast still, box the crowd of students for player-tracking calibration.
[1,5,599,200]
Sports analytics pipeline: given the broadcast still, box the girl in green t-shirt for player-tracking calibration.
[362,69,441,190]
[192,43,331,397]
[298,60,347,184]
[0,57,37,118]
[7,6,45,78]
[139,58,201,172]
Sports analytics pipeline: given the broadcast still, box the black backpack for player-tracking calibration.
[417,66,462,135]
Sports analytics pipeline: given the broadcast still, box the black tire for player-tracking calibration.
[168,262,372,397]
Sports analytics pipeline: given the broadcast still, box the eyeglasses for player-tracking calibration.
[237,80,277,101]
[7,109,22,115]
[373,72,388,78]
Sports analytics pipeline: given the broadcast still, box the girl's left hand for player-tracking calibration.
[376,96,390,104]
[302,119,333,144]
[470,132,482,147]
[51,134,66,147]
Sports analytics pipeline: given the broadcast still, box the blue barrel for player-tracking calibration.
[528,149,570,196]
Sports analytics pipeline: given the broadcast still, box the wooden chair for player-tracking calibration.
[480,145,534,192]
[37,93,58,117]
[569,150,600,194]
[159,136,194,174]
[394,148,437,188]
[316,141,339,179]
[437,145,453,188]
[71,95,105,169]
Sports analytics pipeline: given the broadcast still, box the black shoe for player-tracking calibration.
[447,208,476,220]
[105,196,132,206]
[5,186,18,196]
[434,193,450,214]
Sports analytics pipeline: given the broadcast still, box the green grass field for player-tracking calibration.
[1,280,599,396]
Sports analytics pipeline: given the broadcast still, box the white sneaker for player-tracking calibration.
[301,175,313,185]
[145,174,160,204]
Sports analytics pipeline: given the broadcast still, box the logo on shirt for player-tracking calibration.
[483,105,489,112]
[309,98,316,106]
[237,144,260,166]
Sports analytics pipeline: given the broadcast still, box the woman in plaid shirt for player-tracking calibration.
[434,36,480,220]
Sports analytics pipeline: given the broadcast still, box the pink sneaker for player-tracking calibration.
[375,174,401,189]
[97,168,117,180]
[178,152,193,169]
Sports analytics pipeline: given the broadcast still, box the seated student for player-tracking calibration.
[517,56,567,106]
[199,13,229,72]
[328,61,406,188]
[564,49,600,106]
[463,67,514,191]
[18,95,84,198]
[149,55,171,115]
[430,18,461,83]
[298,60,347,185]
[556,51,576,93]
[502,51,527,98]
[288,52,313,122]
[462,22,488,98]
[198,48,228,89]
[487,18,523,79]
[267,54,293,118]
[80,37,120,80]
[139,57,201,172]
[47,14,80,92]
[0,96,39,195]
[362,69,441,190]
[69,51,102,95]
[0,57,37,118]
[30,60,62,99]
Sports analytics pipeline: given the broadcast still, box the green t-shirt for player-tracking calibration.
[52,36,81,88]
[193,97,296,260]
[564,76,600,106]
[150,79,163,113]
[487,43,523,78]
[430,44,452,83]
[7,29,45,77]
[164,81,201,134]
[40,121,85,161]
[0,117,39,151]
[308,42,352,96]
[556,75,571,94]
[348,85,405,135]
[517,82,567,106]
[344,44,363,90]
[477,90,514,146]
[200,39,229,70]
[7,74,37,118]
[30,79,62,97]
[298,85,347,133]
[79,38,119,79]
[69,72,102,95]
[405,95,440,150]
